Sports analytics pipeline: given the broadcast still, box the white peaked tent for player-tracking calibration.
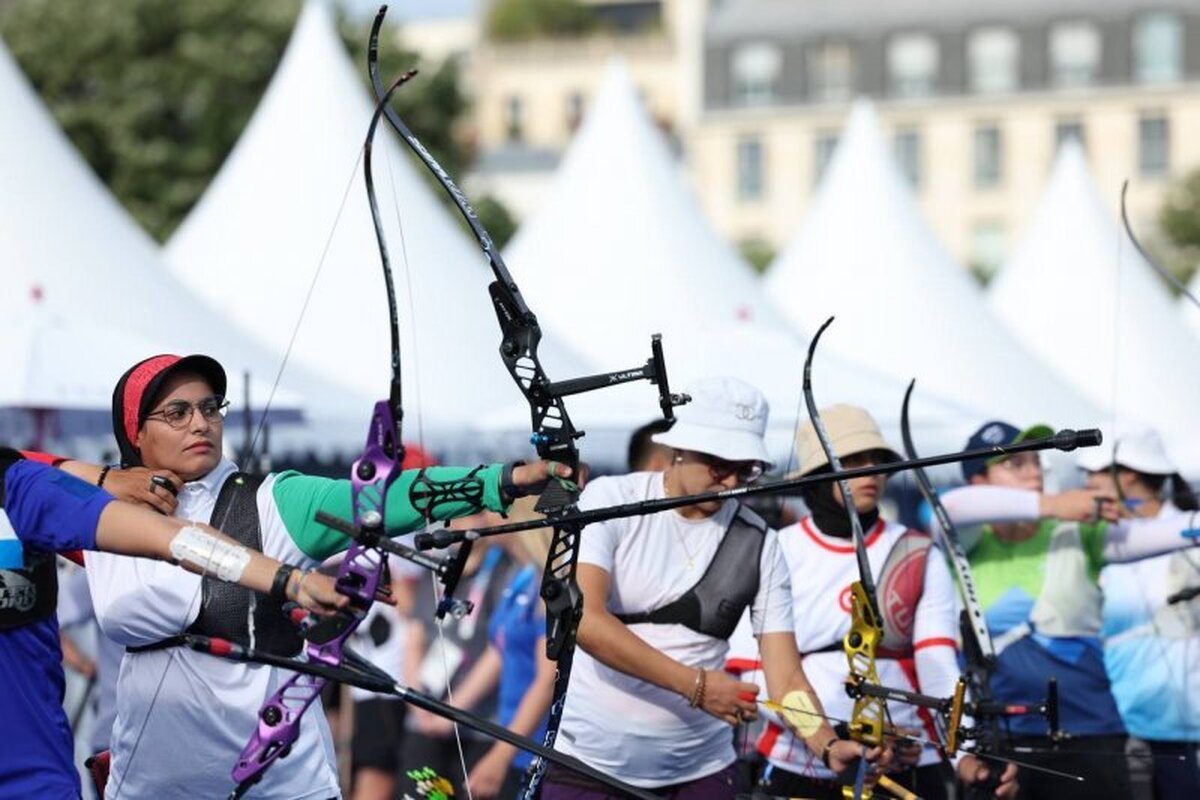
[164,0,589,450]
[0,35,328,457]
[989,142,1200,473]
[764,101,1099,430]
[492,62,980,461]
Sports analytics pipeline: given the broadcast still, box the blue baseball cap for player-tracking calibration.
[962,420,1054,481]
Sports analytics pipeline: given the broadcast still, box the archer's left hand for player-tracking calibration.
[289,570,349,617]
[511,461,589,494]
[958,755,1018,798]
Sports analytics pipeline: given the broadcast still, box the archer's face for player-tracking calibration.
[830,450,887,513]
[979,453,1044,492]
[135,372,224,481]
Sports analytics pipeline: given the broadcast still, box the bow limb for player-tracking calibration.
[186,635,659,800]
[1121,180,1200,311]
[225,72,417,798]
[801,317,889,800]
[900,380,999,763]
[366,9,688,798]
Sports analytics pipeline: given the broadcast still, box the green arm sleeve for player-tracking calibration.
[1081,520,1108,580]
[272,464,506,561]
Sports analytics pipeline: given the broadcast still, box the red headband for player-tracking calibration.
[122,355,181,446]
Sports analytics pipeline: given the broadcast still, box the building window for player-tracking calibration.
[504,95,524,143]
[814,132,839,185]
[732,42,783,106]
[566,91,584,132]
[737,136,765,201]
[893,128,922,187]
[1055,118,1085,151]
[809,41,854,102]
[1139,114,1170,178]
[1134,12,1183,84]
[888,33,939,97]
[971,221,1007,282]
[968,26,1019,93]
[1050,22,1101,88]
[974,125,1003,188]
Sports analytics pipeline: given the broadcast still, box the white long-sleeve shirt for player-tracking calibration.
[87,459,339,800]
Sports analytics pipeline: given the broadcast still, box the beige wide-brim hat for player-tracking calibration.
[793,404,901,476]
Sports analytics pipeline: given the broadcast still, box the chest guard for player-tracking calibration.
[876,529,932,656]
[0,448,59,630]
[615,504,767,640]
[131,472,303,656]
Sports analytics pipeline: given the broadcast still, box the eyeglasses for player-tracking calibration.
[694,452,765,484]
[143,395,229,429]
[995,453,1042,473]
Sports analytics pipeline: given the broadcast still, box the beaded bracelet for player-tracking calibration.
[687,668,707,708]
[97,465,112,488]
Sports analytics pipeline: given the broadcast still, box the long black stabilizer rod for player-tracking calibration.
[183,635,655,800]
[414,428,1102,551]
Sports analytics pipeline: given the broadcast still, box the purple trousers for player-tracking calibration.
[540,761,739,800]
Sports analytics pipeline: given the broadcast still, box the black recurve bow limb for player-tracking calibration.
[366,7,688,797]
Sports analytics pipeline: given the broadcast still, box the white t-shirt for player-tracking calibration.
[554,471,793,788]
[87,459,339,800]
[759,517,960,779]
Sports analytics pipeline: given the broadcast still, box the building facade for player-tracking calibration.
[460,0,1200,273]
[697,0,1200,273]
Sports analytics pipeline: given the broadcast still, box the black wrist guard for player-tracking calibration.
[270,564,295,602]
[500,461,528,505]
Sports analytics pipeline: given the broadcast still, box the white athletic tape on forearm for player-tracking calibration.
[169,525,252,583]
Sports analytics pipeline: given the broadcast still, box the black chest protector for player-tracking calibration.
[615,504,767,640]
[0,448,59,630]
[130,472,303,657]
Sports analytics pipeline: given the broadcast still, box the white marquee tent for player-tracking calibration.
[491,63,982,463]
[989,142,1200,473]
[0,35,323,458]
[163,0,591,458]
[764,101,1100,432]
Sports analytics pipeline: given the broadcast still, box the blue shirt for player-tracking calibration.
[487,564,547,771]
[1,459,113,799]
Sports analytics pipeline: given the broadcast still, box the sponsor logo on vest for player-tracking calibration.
[0,570,37,613]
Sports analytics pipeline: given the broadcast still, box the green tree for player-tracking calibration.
[1159,168,1200,286]
[0,0,496,243]
[0,0,299,241]
[738,238,775,276]
[485,0,597,42]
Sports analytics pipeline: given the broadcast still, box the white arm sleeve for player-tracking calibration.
[938,486,1041,528]
[1102,512,1200,563]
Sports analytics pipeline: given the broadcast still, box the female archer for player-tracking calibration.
[85,353,569,800]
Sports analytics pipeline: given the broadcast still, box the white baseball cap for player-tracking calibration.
[1076,424,1175,475]
[652,376,772,466]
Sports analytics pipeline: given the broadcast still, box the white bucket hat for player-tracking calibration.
[1076,424,1175,475]
[652,376,772,466]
